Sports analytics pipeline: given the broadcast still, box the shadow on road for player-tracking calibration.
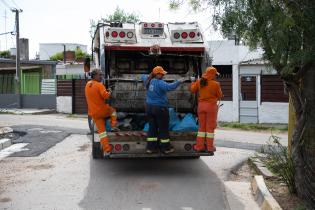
[79,157,245,210]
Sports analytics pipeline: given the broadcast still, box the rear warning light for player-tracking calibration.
[144,23,148,27]
[127,32,134,38]
[151,23,155,27]
[119,31,126,38]
[111,31,118,38]
[158,23,163,28]
[123,144,130,151]
[114,144,122,152]
[181,32,188,39]
[105,31,110,38]
[189,32,196,38]
[174,32,180,39]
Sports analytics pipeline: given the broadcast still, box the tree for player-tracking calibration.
[171,0,315,207]
[0,50,11,59]
[89,7,140,38]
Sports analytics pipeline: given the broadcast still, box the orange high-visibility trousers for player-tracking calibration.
[196,101,218,152]
[91,104,117,153]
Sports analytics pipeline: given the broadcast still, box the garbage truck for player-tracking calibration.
[88,21,213,158]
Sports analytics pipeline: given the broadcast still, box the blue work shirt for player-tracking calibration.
[141,75,181,107]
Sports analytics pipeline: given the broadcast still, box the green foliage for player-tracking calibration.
[75,48,90,61]
[257,135,296,193]
[103,7,140,23]
[0,50,11,58]
[49,52,63,61]
[89,7,140,38]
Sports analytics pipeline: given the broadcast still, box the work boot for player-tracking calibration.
[100,138,112,153]
[161,145,175,154]
[206,139,215,152]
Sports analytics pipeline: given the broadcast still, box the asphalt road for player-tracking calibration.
[0,115,262,209]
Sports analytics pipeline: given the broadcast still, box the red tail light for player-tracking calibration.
[111,31,118,38]
[189,32,196,38]
[119,31,126,38]
[105,31,110,38]
[158,23,163,28]
[114,144,122,152]
[181,32,188,39]
[127,32,134,38]
[174,32,180,39]
[144,23,148,27]
[151,23,155,27]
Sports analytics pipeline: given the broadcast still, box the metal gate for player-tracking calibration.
[239,75,258,123]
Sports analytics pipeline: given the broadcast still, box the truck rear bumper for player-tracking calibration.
[106,151,213,158]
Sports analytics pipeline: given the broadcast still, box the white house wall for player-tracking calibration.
[56,96,72,114]
[218,101,234,122]
[259,102,288,123]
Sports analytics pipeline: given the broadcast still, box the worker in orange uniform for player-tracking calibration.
[85,69,117,155]
[190,66,223,152]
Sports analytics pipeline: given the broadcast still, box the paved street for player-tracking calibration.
[0,114,276,209]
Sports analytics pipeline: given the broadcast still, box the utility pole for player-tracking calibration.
[12,8,23,108]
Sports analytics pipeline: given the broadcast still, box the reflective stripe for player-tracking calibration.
[147,137,158,142]
[99,132,107,139]
[197,132,206,137]
[111,112,117,116]
[160,139,170,143]
[206,133,214,138]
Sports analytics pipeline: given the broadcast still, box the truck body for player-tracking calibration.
[90,21,213,158]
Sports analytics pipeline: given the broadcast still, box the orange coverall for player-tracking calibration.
[85,80,117,153]
[190,69,223,152]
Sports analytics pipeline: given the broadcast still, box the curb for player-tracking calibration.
[0,127,13,135]
[248,157,277,180]
[0,138,12,151]
[251,175,282,210]
[0,109,56,115]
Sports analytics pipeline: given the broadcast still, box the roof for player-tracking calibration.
[0,58,57,65]
[240,58,269,65]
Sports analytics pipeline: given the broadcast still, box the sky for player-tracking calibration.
[0,0,223,59]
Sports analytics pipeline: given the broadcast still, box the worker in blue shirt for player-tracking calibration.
[141,66,185,154]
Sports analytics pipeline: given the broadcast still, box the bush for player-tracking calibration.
[258,134,296,193]
[0,50,11,58]
[49,52,63,61]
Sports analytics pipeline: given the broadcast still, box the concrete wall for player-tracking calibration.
[56,64,84,75]
[259,102,288,123]
[40,43,87,60]
[218,101,234,122]
[56,96,72,113]
[0,94,56,109]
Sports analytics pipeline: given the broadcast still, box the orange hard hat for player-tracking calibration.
[202,66,220,79]
[152,66,167,75]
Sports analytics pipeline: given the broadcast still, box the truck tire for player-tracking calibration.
[90,119,102,159]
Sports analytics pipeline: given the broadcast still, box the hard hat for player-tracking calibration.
[202,66,220,78]
[152,66,167,75]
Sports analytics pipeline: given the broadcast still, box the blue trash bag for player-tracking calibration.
[106,119,111,132]
[142,108,181,131]
[169,108,181,130]
[172,113,198,132]
[143,122,149,132]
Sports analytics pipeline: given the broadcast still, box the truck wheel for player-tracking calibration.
[91,120,102,159]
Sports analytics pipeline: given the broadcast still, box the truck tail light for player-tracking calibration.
[114,144,122,152]
[158,23,163,28]
[119,31,126,38]
[144,23,148,27]
[181,32,188,39]
[111,31,118,38]
[127,32,134,38]
[151,23,155,27]
[123,144,130,151]
[189,32,196,38]
[174,32,180,39]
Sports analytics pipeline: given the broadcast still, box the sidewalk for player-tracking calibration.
[0,108,55,115]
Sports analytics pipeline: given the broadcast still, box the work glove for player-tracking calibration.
[190,76,196,82]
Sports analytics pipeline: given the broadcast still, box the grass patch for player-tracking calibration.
[219,122,288,132]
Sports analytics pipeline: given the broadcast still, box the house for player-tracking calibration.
[208,40,288,124]
[0,58,57,109]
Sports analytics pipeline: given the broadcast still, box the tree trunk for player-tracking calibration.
[289,67,315,207]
